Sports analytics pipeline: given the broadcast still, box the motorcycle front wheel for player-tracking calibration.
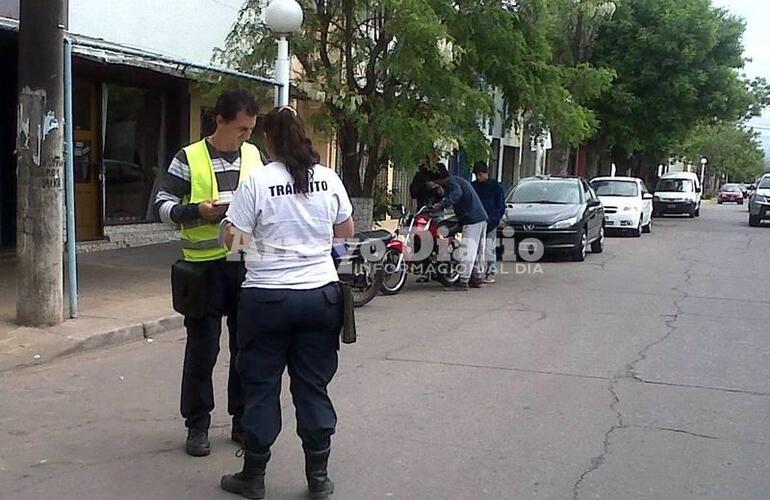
[380,248,408,295]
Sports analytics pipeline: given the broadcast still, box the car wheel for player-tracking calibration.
[688,207,696,218]
[632,217,642,237]
[718,199,723,204]
[591,226,605,253]
[572,228,587,262]
[749,214,760,227]
[739,200,744,205]
[695,205,700,217]
[643,217,652,234]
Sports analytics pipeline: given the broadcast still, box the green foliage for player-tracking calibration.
[591,0,759,160]
[215,0,603,195]
[677,121,767,182]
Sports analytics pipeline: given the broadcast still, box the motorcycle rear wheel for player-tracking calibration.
[351,261,383,307]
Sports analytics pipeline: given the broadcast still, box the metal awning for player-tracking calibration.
[0,16,278,87]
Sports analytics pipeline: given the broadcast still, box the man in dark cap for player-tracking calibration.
[471,162,506,283]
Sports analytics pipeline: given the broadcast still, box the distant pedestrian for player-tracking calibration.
[471,162,506,283]
[432,165,488,290]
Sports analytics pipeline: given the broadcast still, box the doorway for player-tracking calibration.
[73,81,103,241]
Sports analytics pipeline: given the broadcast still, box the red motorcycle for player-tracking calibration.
[380,205,461,295]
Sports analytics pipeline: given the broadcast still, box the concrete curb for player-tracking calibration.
[0,313,184,374]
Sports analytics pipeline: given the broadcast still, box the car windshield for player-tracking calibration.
[591,180,639,197]
[508,180,581,204]
[721,185,741,192]
[656,178,693,193]
[758,178,770,189]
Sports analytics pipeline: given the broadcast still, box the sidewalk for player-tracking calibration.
[0,243,184,373]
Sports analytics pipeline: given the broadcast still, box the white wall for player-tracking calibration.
[69,0,244,65]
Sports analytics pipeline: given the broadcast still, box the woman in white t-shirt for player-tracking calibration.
[220,106,354,500]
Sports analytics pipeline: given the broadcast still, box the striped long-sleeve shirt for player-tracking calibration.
[154,140,263,226]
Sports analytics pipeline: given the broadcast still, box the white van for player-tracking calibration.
[653,172,702,218]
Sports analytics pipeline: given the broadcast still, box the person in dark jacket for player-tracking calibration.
[471,162,506,283]
[409,163,443,208]
[409,163,443,283]
[431,165,488,291]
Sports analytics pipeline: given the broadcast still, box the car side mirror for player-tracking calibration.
[588,199,601,207]
[696,187,702,193]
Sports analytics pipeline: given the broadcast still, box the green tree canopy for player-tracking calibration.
[591,0,762,165]
[215,0,600,196]
[677,121,767,182]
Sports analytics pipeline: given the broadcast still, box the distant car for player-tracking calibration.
[749,175,770,226]
[718,184,744,205]
[653,172,702,218]
[501,176,604,262]
[590,176,653,236]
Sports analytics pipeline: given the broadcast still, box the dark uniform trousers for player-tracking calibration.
[181,258,246,431]
[236,283,343,453]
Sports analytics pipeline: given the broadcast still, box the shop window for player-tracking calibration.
[103,85,164,223]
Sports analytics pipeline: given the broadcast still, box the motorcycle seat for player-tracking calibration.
[354,229,393,242]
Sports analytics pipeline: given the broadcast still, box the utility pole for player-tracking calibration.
[15,0,66,326]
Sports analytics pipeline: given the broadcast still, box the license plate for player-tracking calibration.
[668,204,676,209]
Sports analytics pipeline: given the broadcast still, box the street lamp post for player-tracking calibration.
[700,157,707,186]
[265,0,303,107]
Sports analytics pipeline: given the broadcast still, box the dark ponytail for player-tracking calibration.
[262,106,319,194]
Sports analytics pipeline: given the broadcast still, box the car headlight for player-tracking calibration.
[549,216,579,229]
[756,195,768,203]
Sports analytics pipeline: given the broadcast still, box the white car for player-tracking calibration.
[590,176,653,236]
[653,171,702,218]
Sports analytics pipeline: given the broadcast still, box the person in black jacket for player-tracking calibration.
[409,164,444,283]
[409,163,443,208]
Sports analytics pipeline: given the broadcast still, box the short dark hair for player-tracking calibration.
[473,161,489,174]
[434,163,450,179]
[215,89,259,121]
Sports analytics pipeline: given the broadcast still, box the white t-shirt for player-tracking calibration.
[226,162,353,290]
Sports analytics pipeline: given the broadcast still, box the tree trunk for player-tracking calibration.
[339,119,363,197]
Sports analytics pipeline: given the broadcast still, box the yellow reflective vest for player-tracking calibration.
[180,139,263,262]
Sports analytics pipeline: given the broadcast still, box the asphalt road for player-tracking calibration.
[1,201,769,500]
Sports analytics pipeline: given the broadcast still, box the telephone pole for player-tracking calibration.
[15,0,66,326]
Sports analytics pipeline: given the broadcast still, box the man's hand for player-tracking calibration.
[198,200,227,222]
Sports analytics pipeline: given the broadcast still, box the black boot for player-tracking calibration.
[221,449,270,499]
[305,448,334,499]
[185,429,210,457]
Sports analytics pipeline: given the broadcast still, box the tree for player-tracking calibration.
[538,0,617,170]
[216,0,596,197]
[677,121,767,182]
[589,0,764,173]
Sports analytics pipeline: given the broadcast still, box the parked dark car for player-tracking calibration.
[500,176,605,261]
[718,184,744,205]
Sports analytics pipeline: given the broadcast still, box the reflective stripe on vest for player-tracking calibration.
[180,140,262,262]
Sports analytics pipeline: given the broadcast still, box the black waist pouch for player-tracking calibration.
[171,260,213,319]
[340,282,357,344]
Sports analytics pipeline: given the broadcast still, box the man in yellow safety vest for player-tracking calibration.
[155,89,264,457]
